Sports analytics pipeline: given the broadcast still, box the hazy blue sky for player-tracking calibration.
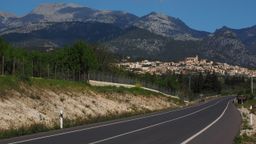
[0,0,255,32]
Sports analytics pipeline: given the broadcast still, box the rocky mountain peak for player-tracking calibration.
[215,27,237,38]
[133,12,185,37]
[133,11,208,40]
[0,12,17,29]
[31,3,83,15]
[146,12,171,20]
[0,12,16,18]
[140,12,178,25]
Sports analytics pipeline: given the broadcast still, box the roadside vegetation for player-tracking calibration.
[234,134,256,144]
[0,75,179,99]
[234,113,256,144]
[242,99,256,110]
[234,97,256,144]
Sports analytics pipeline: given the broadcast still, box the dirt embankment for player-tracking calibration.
[0,83,177,130]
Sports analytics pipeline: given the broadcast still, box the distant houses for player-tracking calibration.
[118,56,256,77]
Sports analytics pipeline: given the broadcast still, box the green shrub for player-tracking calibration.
[234,134,256,144]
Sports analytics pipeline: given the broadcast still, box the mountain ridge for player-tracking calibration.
[0,3,256,68]
[133,12,209,40]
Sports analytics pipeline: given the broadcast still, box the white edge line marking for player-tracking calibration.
[181,101,230,144]
[89,101,220,144]
[9,99,220,144]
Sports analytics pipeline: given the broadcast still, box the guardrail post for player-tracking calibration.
[60,110,63,129]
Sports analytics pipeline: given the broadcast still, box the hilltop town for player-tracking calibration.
[118,56,256,77]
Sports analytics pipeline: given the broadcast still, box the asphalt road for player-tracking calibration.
[0,97,241,144]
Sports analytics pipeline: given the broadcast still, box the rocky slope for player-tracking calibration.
[0,77,178,130]
[106,27,167,59]
[219,26,256,55]
[0,12,17,30]
[3,21,124,50]
[106,27,200,61]
[200,28,256,67]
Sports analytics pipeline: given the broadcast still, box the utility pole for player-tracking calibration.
[32,60,34,77]
[22,57,25,75]
[12,57,16,75]
[47,64,50,78]
[39,60,41,77]
[1,56,4,75]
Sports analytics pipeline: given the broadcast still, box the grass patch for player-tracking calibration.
[63,110,151,128]
[234,133,256,144]
[30,78,171,97]
[0,75,181,99]
[242,99,256,108]
[239,99,256,114]
[0,75,184,105]
[0,75,18,91]
[30,78,166,97]
[30,78,89,91]
[31,78,184,105]
[0,123,53,139]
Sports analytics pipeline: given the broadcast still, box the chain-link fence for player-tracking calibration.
[89,71,176,96]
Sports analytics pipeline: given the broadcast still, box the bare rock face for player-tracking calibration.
[133,12,209,40]
[0,12,17,30]
[226,25,256,55]
[201,28,256,67]
[28,3,93,22]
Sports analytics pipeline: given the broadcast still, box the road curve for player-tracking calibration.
[0,97,241,144]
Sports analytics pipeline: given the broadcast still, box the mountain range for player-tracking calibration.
[0,3,256,67]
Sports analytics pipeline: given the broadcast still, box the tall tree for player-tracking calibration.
[65,41,98,81]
